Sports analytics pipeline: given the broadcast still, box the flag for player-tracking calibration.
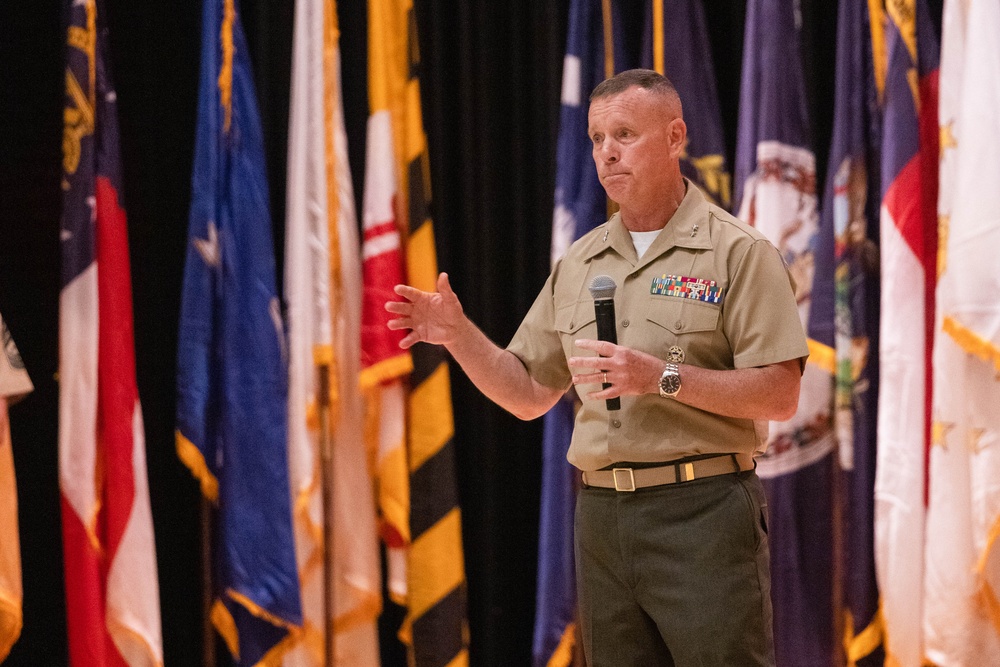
[923,0,1000,662]
[0,314,32,661]
[534,1,626,664]
[364,1,470,665]
[282,0,381,663]
[823,0,883,662]
[640,0,730,210]
[175,0,302,663]
[734,0,835,663]
[870,0,939,664]
[59,2,163,665]
[361,0,414,607]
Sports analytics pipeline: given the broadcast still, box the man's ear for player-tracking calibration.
[669,118,687,157]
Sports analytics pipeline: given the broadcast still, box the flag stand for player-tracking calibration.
[317,363,336,666]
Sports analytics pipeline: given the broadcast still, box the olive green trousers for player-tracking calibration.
[575,469,775,666]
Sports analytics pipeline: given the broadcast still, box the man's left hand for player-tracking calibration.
[569,339,663,400]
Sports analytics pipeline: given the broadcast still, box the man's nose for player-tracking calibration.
[600,143,618,163]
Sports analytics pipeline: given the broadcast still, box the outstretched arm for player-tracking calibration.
[386,273,564,420]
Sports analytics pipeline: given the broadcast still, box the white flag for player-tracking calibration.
[924,0,1000,663]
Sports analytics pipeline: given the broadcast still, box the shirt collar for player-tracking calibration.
[583,180,714,265]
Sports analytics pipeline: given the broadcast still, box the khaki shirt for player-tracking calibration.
[507,183,808,471]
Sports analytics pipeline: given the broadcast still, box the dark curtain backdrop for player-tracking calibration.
[0,0,941,665]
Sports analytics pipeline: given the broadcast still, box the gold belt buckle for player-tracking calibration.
[612,468,636,492]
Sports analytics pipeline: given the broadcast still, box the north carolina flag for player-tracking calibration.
[871,0,939,664]
[923,0,1000,662]
[824,0,883,662]
[0,315,32,662]
[176,0,302,663]
[59,1,163,664]
[282,0,381,663]
[734,0,835,662]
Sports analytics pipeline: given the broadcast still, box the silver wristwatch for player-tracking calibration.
[658,362,681,398]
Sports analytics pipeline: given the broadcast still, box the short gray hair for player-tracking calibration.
[589,69,679,102]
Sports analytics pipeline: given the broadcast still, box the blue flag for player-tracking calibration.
[641,0,731,210]
[534,1,627,664]
[734,1,837,664]
[175,0,302,663]
[823,0,883,663]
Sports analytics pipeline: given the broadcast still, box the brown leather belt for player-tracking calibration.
[581,452,754,492]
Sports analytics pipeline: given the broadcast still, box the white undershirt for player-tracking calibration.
[629,229,662,260]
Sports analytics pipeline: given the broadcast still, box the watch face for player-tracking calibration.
[659,365,681,397]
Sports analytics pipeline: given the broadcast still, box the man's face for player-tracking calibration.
[587,86,686,212]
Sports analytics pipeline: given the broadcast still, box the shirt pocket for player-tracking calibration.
[644,297,721,361]
[555,300,598,354]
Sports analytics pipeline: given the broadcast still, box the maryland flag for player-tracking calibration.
[923,0,1000,662]
[364,1,469,665]
[59,0,163,663]
[283,0,381,663]
[361,0,413,607]
[176,0,302,662]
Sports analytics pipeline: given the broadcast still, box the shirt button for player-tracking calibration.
[612,419,621,428]
[622,319,630,327]
[675,320,684,330]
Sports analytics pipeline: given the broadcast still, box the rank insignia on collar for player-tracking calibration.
[667,345,685,363]
[650,274,723,304]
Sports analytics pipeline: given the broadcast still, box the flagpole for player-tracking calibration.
[830,451,845,667]
[317,362,336,665]
[201,497,216,666]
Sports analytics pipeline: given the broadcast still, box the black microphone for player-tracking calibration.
[587,275,620,411]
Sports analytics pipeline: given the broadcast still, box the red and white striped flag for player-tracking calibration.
[871,1,939,664]
[59,1,162,664]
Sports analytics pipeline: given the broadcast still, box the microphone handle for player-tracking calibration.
[593,298,621,411]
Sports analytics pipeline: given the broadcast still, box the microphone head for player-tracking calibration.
[588,274,617,300]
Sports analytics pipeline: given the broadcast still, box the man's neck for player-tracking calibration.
[619,178,687,232]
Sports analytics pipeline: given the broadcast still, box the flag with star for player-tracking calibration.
[175,0,302,662]
[923,0,1000,661]
[870,0,939,663]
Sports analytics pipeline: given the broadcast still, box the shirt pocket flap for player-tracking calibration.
[555,301,597,335]
[647,298,720,334]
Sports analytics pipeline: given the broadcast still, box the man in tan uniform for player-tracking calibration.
[387,70,807,666]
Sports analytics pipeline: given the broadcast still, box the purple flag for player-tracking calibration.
[735,1,836,664]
